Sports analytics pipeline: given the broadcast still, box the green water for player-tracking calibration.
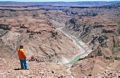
[69,54,81,64]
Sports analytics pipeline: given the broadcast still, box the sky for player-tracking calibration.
[0,0,119,2]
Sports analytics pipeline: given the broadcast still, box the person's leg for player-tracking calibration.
[23,59,28,69]
[20,60,24,69]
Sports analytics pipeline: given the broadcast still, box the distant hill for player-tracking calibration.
[99,2,120,8]
[0,1,119,7]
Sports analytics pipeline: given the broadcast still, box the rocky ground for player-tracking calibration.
[0,58,72,78]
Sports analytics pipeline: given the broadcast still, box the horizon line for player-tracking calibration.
[0,1,119,2]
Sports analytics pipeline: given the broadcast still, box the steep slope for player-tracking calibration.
[63,3,120,78]
[0,10,78,78]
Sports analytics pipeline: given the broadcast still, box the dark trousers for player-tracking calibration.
[20,59,28,69]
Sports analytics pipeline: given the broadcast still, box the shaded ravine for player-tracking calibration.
[56,27,92,78]
[56,27,92,65]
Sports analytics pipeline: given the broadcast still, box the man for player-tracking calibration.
[18,45,28,70]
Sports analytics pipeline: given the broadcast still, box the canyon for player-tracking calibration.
[0,1,120,78]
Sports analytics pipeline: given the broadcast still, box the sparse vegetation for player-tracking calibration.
[114,56,120,60]
[105,56,113,60]
[117,24,120,35]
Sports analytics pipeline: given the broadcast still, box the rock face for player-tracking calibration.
[0,16,80,63]
[63,4,120,78]
[71,57,120,78]
[64,14,119,57]
[0,9,81,78]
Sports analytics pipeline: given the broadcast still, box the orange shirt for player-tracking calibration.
[18,49,26,60]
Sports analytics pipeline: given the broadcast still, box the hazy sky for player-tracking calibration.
[0,0,119,2]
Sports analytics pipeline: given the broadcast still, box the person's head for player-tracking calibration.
[20,45,23,49]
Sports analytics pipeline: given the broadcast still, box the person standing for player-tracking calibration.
[18,45,28,70]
